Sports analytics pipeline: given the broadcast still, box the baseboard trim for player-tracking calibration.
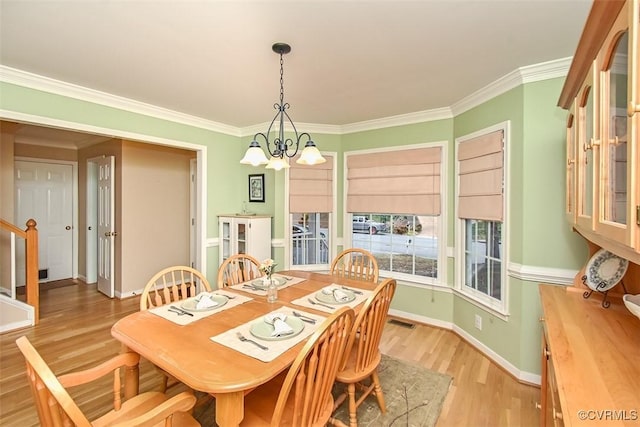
[388,308,541,386]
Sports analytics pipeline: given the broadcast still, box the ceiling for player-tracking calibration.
[1,0,593,144]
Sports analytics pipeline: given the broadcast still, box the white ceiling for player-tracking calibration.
[1,0,592,139]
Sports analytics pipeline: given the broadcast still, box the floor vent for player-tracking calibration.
[387,319,415,329]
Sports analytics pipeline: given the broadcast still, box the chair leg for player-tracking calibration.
[371,371,386,413]
[347,383,358,427]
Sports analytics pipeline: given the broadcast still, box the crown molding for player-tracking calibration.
[451,57,572,116]
[0,65,242,137]
[2,58,571,136]
[341,107,453,134]
[239,121,343,138]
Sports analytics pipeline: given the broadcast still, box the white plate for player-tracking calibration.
[623,294,640,320]
[315,288,356,305]
[249,276,287,290]
[584,249,629,292]
[180,294,228,312]
[250,316,305,341]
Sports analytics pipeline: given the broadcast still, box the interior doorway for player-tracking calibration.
[14,159,77,284]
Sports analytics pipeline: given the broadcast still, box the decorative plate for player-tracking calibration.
[250,276,287,290]
[315,288,356,305]
[623,294,640,320]
[181,294,228,312]
[584,249,628,292]
[250,316,305,341]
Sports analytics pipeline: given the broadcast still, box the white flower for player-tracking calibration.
[259,259,276,277]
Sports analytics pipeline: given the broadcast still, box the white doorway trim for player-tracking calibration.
[14,156,78,281]
[2,110,209,278]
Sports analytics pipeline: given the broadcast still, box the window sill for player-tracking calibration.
[453,288,510,321]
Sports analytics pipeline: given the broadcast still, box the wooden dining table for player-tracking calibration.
[111,270,377,427]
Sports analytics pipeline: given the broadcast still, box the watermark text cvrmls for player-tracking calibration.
[577,409,638,421]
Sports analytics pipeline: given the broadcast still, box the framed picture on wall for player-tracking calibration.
[248,174,265,202]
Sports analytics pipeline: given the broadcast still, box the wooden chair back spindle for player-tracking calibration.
[330,248,379,283]
[217,254,262,288]
[140,266,211,310]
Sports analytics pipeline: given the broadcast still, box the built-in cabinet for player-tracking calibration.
[561,0,640,264]
[218,215,271,265]
[539,284,640,427]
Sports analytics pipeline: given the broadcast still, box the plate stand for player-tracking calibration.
[582,276,628,308]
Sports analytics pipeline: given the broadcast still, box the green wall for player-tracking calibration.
[1,76,587,376]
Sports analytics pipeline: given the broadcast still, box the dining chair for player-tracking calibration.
[140,265,212,393]
[140,265,212,310]
[217,253,263,288]
[240,306,355,426]
[329,278,397,427]
[330,248,379,283]
[15,336,200,427]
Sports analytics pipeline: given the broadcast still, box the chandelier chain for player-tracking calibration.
[279,53,285,107]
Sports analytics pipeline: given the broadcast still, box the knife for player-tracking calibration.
[169,305,194,316]
[341,286,363,295]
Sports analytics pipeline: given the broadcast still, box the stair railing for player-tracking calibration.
[0,219,39,324]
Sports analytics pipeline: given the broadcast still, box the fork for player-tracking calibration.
[307,298,335,310]
[213,292,236,299]
[169,305,194,316]
[292,311,317,324]
[236,332,268,350]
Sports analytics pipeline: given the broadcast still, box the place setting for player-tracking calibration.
[291,284,372,313]
[149,289,253,326]
[230,274,305,296]
[210,307,325,362]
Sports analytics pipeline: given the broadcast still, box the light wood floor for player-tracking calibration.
[0,281,540,426]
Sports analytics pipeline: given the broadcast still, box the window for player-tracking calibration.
[345,143,445,284]
[456,124,507,312]
[464,220,502,300]
[291,212,329,265]
[352,213,439,281]
[288,154,334,268]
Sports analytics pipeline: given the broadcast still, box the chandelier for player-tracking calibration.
[240,43,326,171]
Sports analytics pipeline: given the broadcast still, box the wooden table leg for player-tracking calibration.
[214,391,244,427]
[120,343,139,399]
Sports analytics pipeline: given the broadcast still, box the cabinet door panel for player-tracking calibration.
[596,6,634,246]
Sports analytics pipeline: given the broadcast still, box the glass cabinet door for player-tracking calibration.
[566,109,576,221]
[602,30,629,226]
[236,221,247,254]
[577,74,597,230]
[221,220,231,261]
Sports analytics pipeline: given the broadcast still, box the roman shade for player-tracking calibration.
[289,154,333,212]
[346,146,441,215]
[457,130,504,221]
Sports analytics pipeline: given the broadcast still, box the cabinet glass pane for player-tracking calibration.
[222,222,230,260]
[236,223,246,254]
[581,87,594,217]
[604,31,628,224]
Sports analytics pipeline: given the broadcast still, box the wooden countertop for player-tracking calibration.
[539,284,640,426]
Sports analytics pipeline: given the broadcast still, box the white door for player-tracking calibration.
[86,161,98,283]
[97,156,115,297]
[15,161,73,283]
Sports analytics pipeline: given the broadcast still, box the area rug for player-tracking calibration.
[194,354,452,426]
[331,354,452,426]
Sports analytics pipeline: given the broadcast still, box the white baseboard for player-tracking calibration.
[388,308,541,386]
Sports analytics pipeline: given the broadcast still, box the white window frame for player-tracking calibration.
[284,151,337,271]
[455,121,510,316]
[343,141,448,287]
